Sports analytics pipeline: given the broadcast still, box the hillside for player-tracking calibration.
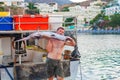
[25,0,72,5]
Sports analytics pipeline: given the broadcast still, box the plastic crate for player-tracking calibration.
[0,17,13,30]
[13,15,49,30]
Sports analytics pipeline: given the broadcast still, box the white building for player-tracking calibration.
[105,6,120,16]
[34,3,58,13]
[69,1,102,27]
[69,5,82,12]
[104,0,120,16]
[0,0,24,6]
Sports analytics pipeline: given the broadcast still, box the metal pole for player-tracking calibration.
[75,16,82,80]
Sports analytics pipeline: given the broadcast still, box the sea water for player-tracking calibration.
[75,34,120,80]
[0,34,120,80]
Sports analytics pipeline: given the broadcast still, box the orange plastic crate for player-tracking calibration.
[13,15,49,30]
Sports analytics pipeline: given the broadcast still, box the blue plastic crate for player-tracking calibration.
[0,17,13,30]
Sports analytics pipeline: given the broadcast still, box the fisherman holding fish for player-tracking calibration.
[45,27,76,80]
[16,27,76,80]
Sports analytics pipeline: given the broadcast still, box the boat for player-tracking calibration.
[0,15,81,80]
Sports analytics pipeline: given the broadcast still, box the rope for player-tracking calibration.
[0,17,13,24]
[18,16,22,31]
[0,65,14,80]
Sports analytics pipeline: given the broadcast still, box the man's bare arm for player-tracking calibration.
[65,37,76,46]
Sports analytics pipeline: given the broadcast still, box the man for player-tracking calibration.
[46,27,76,80]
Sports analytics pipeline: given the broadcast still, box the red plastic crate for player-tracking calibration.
[13,15,49,30]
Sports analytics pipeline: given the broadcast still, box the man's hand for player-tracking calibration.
[66,36,73,41]
[65,36,76,46]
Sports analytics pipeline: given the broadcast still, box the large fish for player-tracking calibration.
[16,31,69,42]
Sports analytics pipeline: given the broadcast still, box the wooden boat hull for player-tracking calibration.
[14,60,70,80]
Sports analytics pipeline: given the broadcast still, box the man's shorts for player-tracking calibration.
[46,58,64,78]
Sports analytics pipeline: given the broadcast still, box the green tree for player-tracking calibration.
[109,14,120,28]
[27,3,37,10]
[0,2,4,11]
[54,10,58,12]
[26,3,39,14]
[0,2,4,5]
[90,14,103,25]
[63,17,75,27]
[0,7,4,11]
[61,7,69,12]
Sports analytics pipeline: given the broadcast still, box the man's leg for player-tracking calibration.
[56,62,64,80]
[46,58,55,80]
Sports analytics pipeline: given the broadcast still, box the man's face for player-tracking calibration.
[57,29,65,35]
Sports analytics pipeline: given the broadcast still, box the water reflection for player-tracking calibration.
[77,34,120,80]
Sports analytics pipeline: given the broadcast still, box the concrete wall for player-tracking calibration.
[0,37,11,56]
